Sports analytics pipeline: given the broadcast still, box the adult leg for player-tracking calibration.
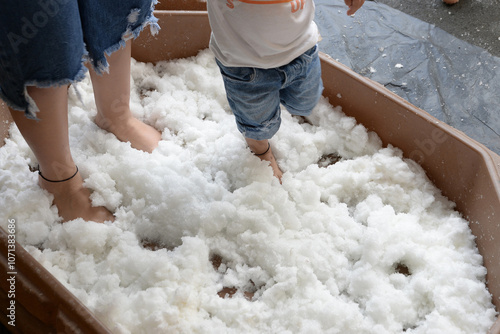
[0,100,12,147]
[9,86,114,223]
[90,40,161,153]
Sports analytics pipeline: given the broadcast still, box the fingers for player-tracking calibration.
[344,0,365,16]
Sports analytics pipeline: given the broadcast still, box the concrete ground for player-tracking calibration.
[371,0,500,57]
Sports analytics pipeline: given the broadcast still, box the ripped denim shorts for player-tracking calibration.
[0,0,159,118]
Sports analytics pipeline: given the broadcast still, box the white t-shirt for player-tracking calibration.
[207,0,319,68]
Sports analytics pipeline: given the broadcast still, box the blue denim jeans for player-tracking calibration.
[0,0,158,119]
[216,45,323,140]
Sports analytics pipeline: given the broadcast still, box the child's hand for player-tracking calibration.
[344,0,365,15]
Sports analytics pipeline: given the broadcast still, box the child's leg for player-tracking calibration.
[9,86,114,223]
[89,40,161,153]
[245,138,283,181]
[216,60,284,181]
[280,45,323,118]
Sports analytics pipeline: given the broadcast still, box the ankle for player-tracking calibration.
[39,165,79,183]
[95,111,131,132]
[246,138,269,155]
[38,167,83,196]
[38,164,79,184]
[252,142,271,156]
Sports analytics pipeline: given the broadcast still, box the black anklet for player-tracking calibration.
[39,166,79,183]
[253,143,271,156]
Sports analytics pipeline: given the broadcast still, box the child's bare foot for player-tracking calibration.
[256,145,283,182]
[38,167,114,223]
[246,138,283,182]
[95,113,161,153]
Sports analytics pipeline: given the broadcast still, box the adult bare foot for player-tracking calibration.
[88,41,161,153]
[94,113,161,153]
[246,138,283,182]
[38,167,114,223]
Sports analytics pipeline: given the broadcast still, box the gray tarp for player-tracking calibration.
[316,0,500,155]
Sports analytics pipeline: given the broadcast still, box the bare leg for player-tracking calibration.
[89,40,161,153]
[0,100,13,148]
[9,86,114,223]
[246,138,283,182]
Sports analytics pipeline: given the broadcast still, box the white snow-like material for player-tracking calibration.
[0,49,496,334]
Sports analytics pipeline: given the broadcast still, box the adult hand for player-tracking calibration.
[344,0,365,15]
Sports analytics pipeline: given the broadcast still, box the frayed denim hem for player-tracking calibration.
[0,0,160,119]
[92,0,160,75]
[4,63,88,120]
[0,89,34,118]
